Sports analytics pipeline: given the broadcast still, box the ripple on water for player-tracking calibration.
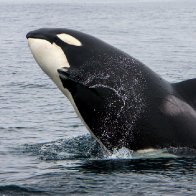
[0,185,47,196]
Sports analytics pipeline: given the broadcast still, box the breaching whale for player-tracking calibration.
[26,28,196,152]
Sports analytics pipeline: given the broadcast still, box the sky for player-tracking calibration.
[0,0,184,4]
[0,0,122,3]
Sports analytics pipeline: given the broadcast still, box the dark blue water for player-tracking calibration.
[0,0,196,195]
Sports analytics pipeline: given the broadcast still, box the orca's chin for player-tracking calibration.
[27,38,70,77]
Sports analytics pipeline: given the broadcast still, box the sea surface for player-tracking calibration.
[0,0,196,195]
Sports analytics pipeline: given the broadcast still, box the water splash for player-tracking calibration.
[22,134,196,161]
[105,147,134,159]
[23,134,103,160]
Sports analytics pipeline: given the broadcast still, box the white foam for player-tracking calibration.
[103,147,177,160]
[104,147,133,159]
[134,148,177,159]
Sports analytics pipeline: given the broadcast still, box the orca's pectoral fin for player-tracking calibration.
[173,78,196,109]
[57,67,123,111]
[57,67,79,89]
[57,67,70,80]
[57,67,114,97]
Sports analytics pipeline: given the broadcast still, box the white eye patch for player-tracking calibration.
[57,33,82,46]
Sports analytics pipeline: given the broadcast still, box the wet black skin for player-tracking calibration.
[27,28,196,151]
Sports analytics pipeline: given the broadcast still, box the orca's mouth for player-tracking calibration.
[26,30,55,44]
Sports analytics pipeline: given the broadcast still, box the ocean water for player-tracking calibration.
[0,0,196,195]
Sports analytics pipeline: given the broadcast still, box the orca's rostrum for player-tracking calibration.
[27,28,196,152]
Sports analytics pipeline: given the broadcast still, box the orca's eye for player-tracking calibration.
[57,33,82,47]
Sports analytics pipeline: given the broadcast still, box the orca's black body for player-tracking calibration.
[27,28,196,151]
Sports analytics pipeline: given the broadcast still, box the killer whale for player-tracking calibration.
[26,28,196,151]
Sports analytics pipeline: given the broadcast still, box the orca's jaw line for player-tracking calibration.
[28,38,70,91]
